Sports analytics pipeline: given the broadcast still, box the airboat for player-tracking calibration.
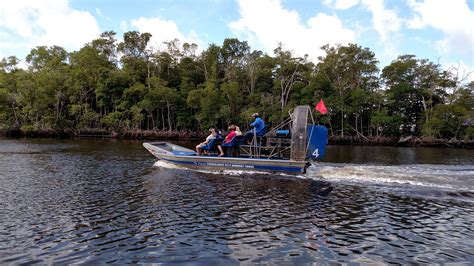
[143,105,328,174]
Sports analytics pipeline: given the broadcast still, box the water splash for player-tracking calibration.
[153,160,474,193]
[153,160,186,170]
[307,162,474,192]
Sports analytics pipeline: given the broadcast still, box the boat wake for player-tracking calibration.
[153,160,474,200]
[154,160,187,170]
[306,162,474,201]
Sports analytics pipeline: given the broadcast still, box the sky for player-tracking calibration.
[0,0,473,81]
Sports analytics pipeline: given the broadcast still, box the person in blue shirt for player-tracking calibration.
[244,113,266,142]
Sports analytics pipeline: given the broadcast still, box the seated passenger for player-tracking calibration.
[235,126,243,136]
[244,113,266,143]
[218,125,237,157]
[215,128,224,140]
[196,128,218,155]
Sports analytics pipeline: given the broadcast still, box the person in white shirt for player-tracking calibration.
[196,128,218,155]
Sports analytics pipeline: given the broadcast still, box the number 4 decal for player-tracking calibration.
[312,148,319,158]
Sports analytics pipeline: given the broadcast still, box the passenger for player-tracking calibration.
[218,125,237,156]
[196,128,218,155]
[215,128,224,140]
[244,113,266,143]
[235,126,243,136]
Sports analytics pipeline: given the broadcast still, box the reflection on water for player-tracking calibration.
[0,138,473,264]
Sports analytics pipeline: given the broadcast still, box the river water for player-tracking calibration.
[0,138,473,264]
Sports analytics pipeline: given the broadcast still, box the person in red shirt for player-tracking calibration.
[218,125,237,156]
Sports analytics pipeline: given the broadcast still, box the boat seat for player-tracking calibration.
[222,135,246,148]
[275,129,290,138]
[200,138,222,155]
[222,135,246,156]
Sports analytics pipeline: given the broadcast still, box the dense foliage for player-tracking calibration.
[0,31,473,140]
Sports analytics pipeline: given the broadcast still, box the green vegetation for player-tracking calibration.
[0,31,473,142]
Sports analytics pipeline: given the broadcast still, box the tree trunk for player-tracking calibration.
[355,115,358,133]
[166,100,172,132]
[11,103,19,126]
[161,107,165,130]
[248,62,257,96]
[420,95,429,124]
[341,110,344,137]
[280,64,299,112]
[203,61,208,82]
[146,57,151,89]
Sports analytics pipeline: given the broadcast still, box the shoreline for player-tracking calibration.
[1,128,473,148]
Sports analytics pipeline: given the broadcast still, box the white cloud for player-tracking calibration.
[407,0,474,61]
[356,0,402,62]
[120,20,129,32]
[0,0,101,59]
[361,0,401,42]
[95,7,110,20]
[130,17,203,51]
[229,0,355,62]
[95,8,103,17]
[325,0,360,10]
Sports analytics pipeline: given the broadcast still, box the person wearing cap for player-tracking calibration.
[244,113,266,142]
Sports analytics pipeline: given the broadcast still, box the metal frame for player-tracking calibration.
[238,105,314,161]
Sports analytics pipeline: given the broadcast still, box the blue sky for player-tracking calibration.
[1,0,473,81]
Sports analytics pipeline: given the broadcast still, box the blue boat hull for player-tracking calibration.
[143,142,308,173]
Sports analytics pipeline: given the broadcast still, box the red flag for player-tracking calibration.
[315,99,328,114]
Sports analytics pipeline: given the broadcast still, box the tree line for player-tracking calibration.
[0,31,472,141]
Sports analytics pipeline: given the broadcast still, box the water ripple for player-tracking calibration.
[0,139,473,264]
